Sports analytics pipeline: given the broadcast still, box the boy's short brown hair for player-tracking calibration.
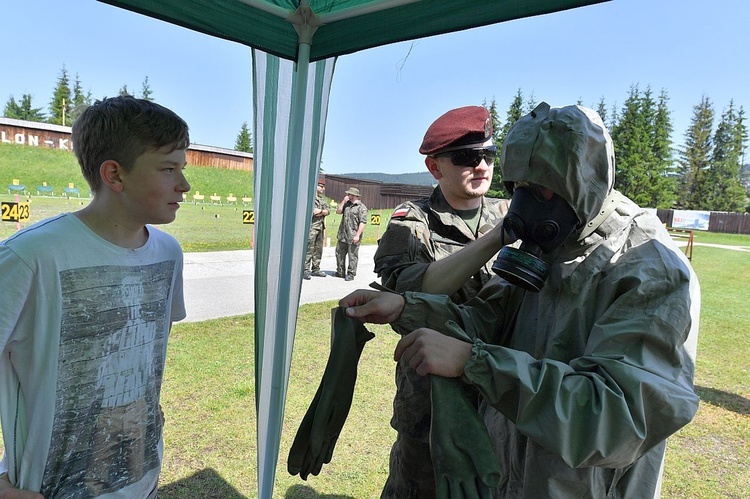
[71,96,190,192]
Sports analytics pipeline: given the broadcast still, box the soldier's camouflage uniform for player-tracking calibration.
[373,185,507,498]
[305,195,330,273]
[335,199,368,277]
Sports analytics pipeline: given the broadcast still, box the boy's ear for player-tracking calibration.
[100,160,124,192]
[425,156,443,181]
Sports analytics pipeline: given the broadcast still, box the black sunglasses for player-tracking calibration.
[434,145,497,167]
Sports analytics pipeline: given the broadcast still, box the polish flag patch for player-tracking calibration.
[392,208,409,219]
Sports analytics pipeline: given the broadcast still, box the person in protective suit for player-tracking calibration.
[340,102,700,498]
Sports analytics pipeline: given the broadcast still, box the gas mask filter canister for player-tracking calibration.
[491,186,578,292]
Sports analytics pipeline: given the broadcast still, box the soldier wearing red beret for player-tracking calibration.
[374,105,509,498]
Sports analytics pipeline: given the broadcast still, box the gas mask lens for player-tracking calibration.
[492,186,578,292]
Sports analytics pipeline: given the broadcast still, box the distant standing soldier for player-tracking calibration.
[304,176,330,280]
[335,187,367,281]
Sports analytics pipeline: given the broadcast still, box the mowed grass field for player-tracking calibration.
[2,143,749,497]
[0,142,389,249]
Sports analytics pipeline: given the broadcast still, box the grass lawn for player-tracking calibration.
[161,238,750,498]
[162,239,750,498]
[0,195,392,250]
[2,236,746,497]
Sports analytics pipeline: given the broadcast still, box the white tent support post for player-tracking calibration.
[256,3,329,498]
[256,39,311,499]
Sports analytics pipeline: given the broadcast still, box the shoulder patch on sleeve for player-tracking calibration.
[392,207,410,219]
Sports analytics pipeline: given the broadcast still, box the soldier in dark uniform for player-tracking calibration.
[335,187,368,281]
[373,105,509,498]
[303,176,330,280]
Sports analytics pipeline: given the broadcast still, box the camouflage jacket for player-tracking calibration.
[336,200,368,243]
[310,195,330,232]
[374,186,508,304]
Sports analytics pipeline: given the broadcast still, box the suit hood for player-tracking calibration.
[500,102,616,233]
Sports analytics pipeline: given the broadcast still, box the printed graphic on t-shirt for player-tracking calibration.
[41,261,175,498]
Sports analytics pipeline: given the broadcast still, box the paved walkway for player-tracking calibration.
[182,241,747,323]
[182,245,378,322]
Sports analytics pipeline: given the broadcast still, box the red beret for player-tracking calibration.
[317,175,325,185]
[419,106,493,155]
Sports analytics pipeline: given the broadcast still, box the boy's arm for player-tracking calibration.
[0,474,43,499]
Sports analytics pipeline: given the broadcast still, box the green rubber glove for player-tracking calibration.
[429,319,501,498]
[430,375,501,498]
[288,306,375,479]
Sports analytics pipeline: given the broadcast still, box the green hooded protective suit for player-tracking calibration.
[393,103,700,498]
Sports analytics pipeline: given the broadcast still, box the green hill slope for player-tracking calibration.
[0,143,253,199]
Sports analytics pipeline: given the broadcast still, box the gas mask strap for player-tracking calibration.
[578,189,624,241]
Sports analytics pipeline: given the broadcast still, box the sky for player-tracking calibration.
[2,0,748,175]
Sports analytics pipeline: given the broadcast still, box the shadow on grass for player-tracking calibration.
[159,468,247,498]
[695,385,750,415]
[285,484,355,498]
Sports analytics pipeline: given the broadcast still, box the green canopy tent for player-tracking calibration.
[98,1,607,497]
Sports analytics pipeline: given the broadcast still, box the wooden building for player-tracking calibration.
[1,118,73,151]
[0,117,253,171]
[186,143,253,171]
[323,173,435,210]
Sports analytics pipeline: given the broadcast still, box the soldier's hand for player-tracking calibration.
[395,328,472,377]
[340,290,404,324]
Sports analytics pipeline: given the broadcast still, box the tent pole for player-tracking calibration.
[257,7,316,498]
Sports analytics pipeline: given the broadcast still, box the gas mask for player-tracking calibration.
[491,185,578,292]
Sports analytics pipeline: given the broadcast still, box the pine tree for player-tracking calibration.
[3,96,21,118]
[610,86,676,208]
[595,97,608,125]
[141,76,153,101]
[650,90,677,207]
[734,106,748,172]
[496,88,524,199]
[678,96,714,209]
[483,98,505,198]
[119,85,131,97]
[524,91,537,113]
[706,101,746,211]
[4,94,46,121]
[608,101,619,132]
[612,85,653,206]
[68,73,92,123]
[48,64,72,126]
[499,90,525,147]
[234,122,253,153]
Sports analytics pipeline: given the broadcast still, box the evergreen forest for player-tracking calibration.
[3,67,748,212]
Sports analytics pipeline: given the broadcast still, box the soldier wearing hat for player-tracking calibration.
[335,186,368,281]
[303,176,330,280]
[374,105,509,498]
